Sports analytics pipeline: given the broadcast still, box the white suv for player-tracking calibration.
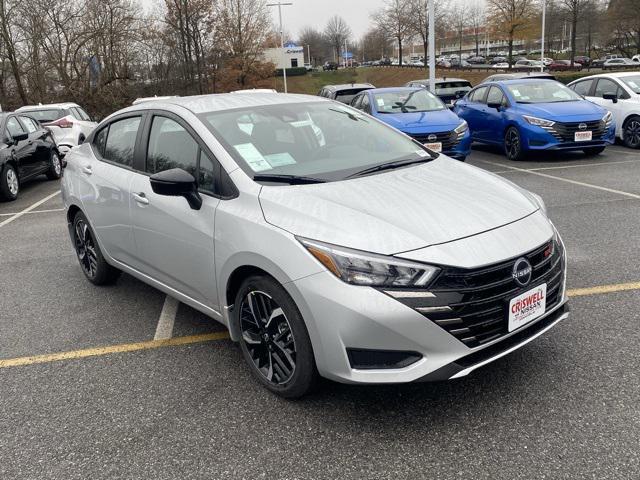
[568,72,640,148]
[15,103,97,155]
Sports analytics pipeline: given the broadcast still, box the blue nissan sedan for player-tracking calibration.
[453,79,615,160]
[350,87,472,160]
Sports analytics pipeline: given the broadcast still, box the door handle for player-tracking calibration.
[81,165,92,175]
[133,192,149,205]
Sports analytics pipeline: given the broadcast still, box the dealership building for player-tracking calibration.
[263,41,305,69]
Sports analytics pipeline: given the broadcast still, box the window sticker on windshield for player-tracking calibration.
[264,153,297,167]
[512,89,521,97]
[415,149,429,157]
[377,98,385,106]
[234,143,272,172]
[628,81,639,89]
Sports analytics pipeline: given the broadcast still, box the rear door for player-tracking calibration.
[5,116,37,178]
[79,114,143,265]
[19,115,50,170]
[128,112,221,309]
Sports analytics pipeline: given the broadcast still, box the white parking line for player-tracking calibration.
[0,208,65,217]
[488,159,640,174]
[0,191,61,228]
[154,295,180,340]
[480,160,640,200]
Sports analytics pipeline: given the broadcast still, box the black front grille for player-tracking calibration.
[385,240,565,348]
[546,120,607,142]
[409,130,463,151]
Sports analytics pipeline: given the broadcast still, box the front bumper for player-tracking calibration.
[521,121,616,151]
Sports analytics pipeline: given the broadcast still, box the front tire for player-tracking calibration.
[583,146,606,156]
[235,275,318,398]
[504,126,526,161]
[0,163,19,201]
[46,151,62,180]
[622,116,640,149]
[72,211,121,285]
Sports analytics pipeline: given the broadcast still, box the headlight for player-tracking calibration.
[523,115,555,127]
[603,111,613,124]
[454,120,468,134]
[298,238,440,287]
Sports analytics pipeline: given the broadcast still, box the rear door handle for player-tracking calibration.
[133,192,149,205]
[81,165,92,175]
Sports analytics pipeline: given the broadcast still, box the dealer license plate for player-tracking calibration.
[424,142,442,152]
[574,131,592,141]
[508,284,547,332]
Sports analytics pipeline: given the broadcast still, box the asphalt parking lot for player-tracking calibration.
[1,144,639,479]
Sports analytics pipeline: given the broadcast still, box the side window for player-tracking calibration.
[146,116,198,177]
[93,126,108,156]
[103,116,141,167]
[198,150,216,193]
[571,80,593,96]
[469,86,488,103]
[594,79,621,98]
[6,117,25,138]
[486,86,507,106]
[361,95,371,113]
[18,116,37,133]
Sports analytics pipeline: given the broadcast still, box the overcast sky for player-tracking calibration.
[269,0,385,40]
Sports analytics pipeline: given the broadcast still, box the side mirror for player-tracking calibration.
[487,101,503,110]
[602,92,618,103]
[12,132,28,143]
[149,168,202,210]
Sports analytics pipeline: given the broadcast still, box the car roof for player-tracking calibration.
[323,84,375,91]
[567,71,640,82]
[408,78,470,84]
[366,87,420,94]
[125,92,327,115]
[16,102,79,111]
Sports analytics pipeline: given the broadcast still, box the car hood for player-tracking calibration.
[518,100,605,121]
[375,109,462,132]
[259,157,540,255]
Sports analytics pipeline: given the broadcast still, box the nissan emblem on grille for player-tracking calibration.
[512,258,533,287]
[578,123,587,130]
[428,134,437,142]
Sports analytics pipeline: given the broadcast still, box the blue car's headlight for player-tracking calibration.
[523,115,556,127]
[454,120,468,134]
[603,111,613,127]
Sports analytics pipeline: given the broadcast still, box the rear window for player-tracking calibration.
[435,81,472,96]
[334,89,371,104]
[21,109,65,123]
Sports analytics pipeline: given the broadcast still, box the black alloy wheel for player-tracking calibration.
[623,116,640,149]
[505,126,525,161]
[72,212,121,285]
[240,290,297,385]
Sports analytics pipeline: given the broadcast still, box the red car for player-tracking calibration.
[549,60,582,71]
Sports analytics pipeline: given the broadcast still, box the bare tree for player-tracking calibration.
[360,27,393,62]
[561,0,589,66]
[0,0,28,103]
[468,1,485,57]
[448,5,467,63]
[486,0,537,66]
[374,0,411,65]
[407,0,449,64]
[323,15,351,62]
[298,26,331,65]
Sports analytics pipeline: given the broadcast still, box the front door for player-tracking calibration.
[5,116,37,178]
[129,114,220,310]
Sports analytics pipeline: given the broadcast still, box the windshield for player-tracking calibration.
[621,76,640,94]
[505,81,582,103]
[435,81,472,96]
[21,109,64,123]
[373,90,445,113]
[200,102,433,183]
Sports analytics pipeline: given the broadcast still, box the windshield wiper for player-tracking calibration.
[253,174,327,184]
[346,156,433,179]
[328,107,368,122]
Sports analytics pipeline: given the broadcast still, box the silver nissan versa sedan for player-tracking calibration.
[61,92,569,397]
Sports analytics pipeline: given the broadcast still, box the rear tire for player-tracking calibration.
[583,146,606,156]
[622,116,640,149]
[46,151,62,180]
[0,163,19,201]
[72,211,121,285]
[504,126,526,161]
[234,275,319,398]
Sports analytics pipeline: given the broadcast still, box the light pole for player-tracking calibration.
[428,0,436,93]
[267,1,293,93]
[540,0,546,72]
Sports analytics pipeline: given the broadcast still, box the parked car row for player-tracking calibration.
[318,68,640,162]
